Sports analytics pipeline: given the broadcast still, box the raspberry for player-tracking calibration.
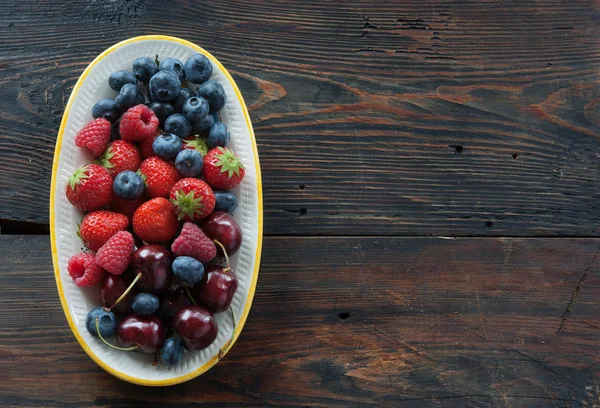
[75,118,111,157]
[68,253,106,287]
[171,222,216,262]
[119,104,159,142]
[95,231,134,275]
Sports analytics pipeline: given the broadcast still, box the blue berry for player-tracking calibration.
[164,114,191,138]
[207,122,230,149]
[131,293,160,315]
[159,57,186,82]
[191,113,214,134]
[184,54,213,84]
[86,307,116,338]
[149,101,175,127]
[109,70,137,91]
[149,70,181,102]
[160,336,185,365]
[197,80,226,113]
[113,170,144,199]
[152,133,183,160]
[211,112,221,123]
[115,83,145,111]
[214,190,238,214]
[175,149,203,177]
[92,98,120,123]
[133,56,158,83]
[173,88,194,113]
[172,256,205,286]
[182,96,209,122]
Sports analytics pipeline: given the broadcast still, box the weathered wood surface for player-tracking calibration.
[1,236,599,407]
[2,1,600,236]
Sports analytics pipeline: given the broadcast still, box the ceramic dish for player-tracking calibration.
[49,35,262,386]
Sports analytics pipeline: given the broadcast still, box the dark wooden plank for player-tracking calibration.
[1,235,599,407]
[2,1,600,236]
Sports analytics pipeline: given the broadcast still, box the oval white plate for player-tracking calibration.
[49,36,262,386]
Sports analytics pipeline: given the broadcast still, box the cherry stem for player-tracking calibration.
[213,240,231,270]
[183,285,197,306]
[218,307,237,360]
[95,317,138,351]
[108,272,142,311]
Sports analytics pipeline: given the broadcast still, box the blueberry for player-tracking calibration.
[184,54,213,84]
[86,307,116,338]
[149,101,175,127]
[109,70,137,91]
[207,122,230,149]
[113,170,144,199]
[133,56,158,83]
[115,83,145,111]
[92,98,120,123]
[172,256,205,286]
[175,149,203,177]
[191,113,214,134]
[182,96,209,122]
[164,114,192,138]
[214,190,238,214]
[211,112,221,123]
[160,336,185,365]
[159,57,186,82]
[173,88,194,113]
[152,133,183,161]
[149,70,181,102]
[197,80,226,113]
[131,293,160,315]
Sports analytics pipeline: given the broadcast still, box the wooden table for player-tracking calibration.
[1,1,600,407]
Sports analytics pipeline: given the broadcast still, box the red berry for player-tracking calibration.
[110,195,146,220]
[79,210,129,252]
[138,130,161,159]
[120,104,159,142]
[96,140,142,179]
[95,231,134,275]
[132,197,179,244]
[75,118,111,157]
[202,147,245,190]
[139,157,182,198]
[169,178,215,221]
[68,253,105,287]
[171,222,217,262]
[66,164,113,212]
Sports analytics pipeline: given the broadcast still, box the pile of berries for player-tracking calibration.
[66,54,246,366]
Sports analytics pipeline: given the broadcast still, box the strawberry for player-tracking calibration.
[138,130,161,159]
[183,136,208,156]
[110,195,146,220]
[139,156,182,198]
[132,197,179,244]
[120,104,159,142]
[169,178,215,221]
[66,164,113,212]
[79,210,129,252]
[68,253,105,287]
[95,231,134,275]
[171,222,216,262]
[96,140,142,179]
[75,118,111,157]
[202,147,245,190]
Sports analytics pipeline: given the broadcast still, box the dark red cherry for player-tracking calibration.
[160,286,192,323]
[192,265,238,314]
[101,274,138,314]
[131,245,172,294]
[117,314,165,354]
[200,211,242,255]
[174,305,218,350]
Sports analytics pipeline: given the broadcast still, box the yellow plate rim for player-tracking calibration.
[49,35,263,387]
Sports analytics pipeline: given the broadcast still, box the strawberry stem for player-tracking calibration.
[108,272,142,311]
[95,317,138,351]
[213,240,231,270]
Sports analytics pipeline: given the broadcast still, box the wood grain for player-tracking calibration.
[1,235,599,407]
[1,1,600,235]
